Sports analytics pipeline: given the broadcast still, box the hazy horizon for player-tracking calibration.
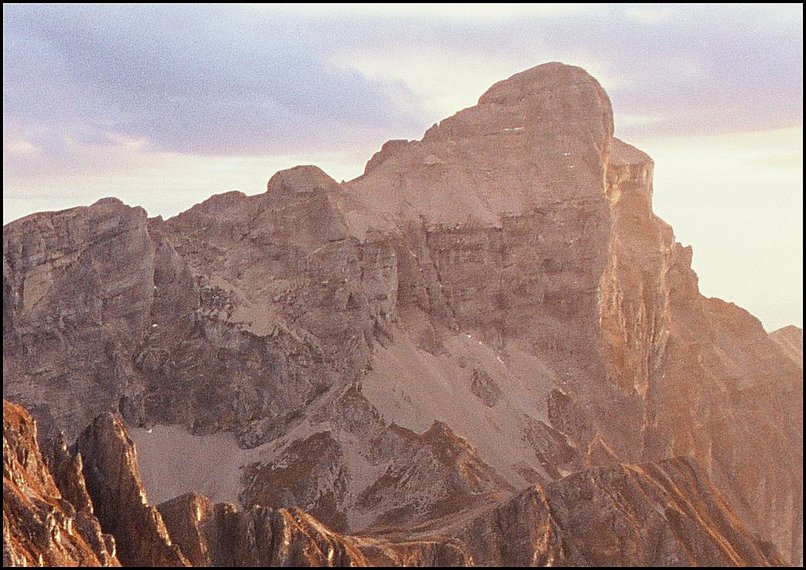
[3,4,802,331]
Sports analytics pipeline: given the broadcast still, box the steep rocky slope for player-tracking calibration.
[771,325,803,365]
[2,400,784,566]
[75,413,189,566]
[3,62,802,564]
[3,401,120,567]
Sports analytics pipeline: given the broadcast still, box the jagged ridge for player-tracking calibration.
[3,62,802,564]
[2,400,785,566]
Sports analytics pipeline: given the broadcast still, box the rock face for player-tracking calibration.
[75,413,190,567]
[3,402,783,567]
[3,401,120,567]
[3,199,159,437]
[157,493,370,567]
[770,325,803,365]
[450,457,784,566]
[160,458,786,567]
[3,62,803,565]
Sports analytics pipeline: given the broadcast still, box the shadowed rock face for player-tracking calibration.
[74,413,190,567]
[3,62,802,565]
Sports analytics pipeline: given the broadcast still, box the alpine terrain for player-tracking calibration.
[3,63,802,567]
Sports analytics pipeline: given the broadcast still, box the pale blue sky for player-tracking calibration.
[3,4,802,330]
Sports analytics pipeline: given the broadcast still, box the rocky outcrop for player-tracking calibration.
[239,386,511,533]
[134,165,390,448]
[450,457,784,566]
[3,400,120,566]
[1,400,787,567]
[770,324,803,365]
[647,267,803,564]
[161,458,784,567]
[75,413,189,566]
[157,493,370,567]
[3,62,802,564]
[3,199,158,440]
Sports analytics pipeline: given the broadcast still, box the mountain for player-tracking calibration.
[3,400,785,566]
[3,401,121,566]
[3,62,802,565]
[770,325,803,366]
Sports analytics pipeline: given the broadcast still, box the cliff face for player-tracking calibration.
[3,199,158,437]
[74,413,190,567]
[451,457,784,566]
[3,62,802,564]
[2,401,120,567]
[1,400,784,567]
[649,265,803,563]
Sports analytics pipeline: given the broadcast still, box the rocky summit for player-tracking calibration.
[3,62,802,566]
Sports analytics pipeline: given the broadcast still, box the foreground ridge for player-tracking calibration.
[3,400,785,566]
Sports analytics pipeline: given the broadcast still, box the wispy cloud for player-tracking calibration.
[4,3,801,180]
[3,4,423,162]
[292,4,802,137]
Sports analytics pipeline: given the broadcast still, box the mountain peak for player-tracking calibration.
[345,62,615,229]
[478,61,605,105]
[267,165,341,196]
[3,61,802,566]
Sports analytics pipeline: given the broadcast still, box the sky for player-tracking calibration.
[3,3,803,330]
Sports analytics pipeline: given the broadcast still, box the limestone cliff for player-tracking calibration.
[3,401,120,567]
[1,401,785,567]
[3,62,802,565]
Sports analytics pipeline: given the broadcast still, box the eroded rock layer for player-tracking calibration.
[2,402,784,567]
[3,62,802,564]
[3,401,120,567]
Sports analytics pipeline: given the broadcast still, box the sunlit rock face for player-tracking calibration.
[3,62,802,565]
[2,400,120,567]
[2,400,786,567]
[74,413,190,567]
[770,324,803,366]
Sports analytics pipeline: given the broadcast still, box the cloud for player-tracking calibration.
[3,4,424,165]
[624,6,673,23]
[262,3,596,22]
[291,4,802,137]
[3,4,802,181]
